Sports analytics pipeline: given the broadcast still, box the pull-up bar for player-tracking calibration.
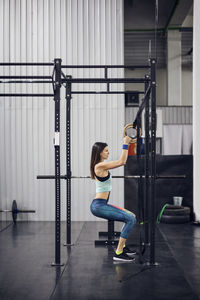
[0,62,54,66]
[0,93,54,97]
[61,78,149,84]
[71,91,144,95]
[0,80,52,84]
[0,76,52,79]
[61,64,150,69]
[0,63,148,68]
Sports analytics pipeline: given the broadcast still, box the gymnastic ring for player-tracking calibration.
[123,123,141,144]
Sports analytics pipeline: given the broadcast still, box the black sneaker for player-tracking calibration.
[113,252,135,262]
[123,246,137,256]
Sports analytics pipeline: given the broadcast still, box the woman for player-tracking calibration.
[90,136,136,262]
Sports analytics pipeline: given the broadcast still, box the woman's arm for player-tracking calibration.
[97,136,132,171]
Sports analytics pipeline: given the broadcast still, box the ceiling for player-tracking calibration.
[124,0,193,67]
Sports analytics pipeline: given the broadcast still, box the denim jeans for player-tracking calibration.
[90,198,136,239]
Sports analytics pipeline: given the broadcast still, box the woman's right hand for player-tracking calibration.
[123,136,132,144]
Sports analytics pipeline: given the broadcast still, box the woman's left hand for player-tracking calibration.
[123,136,132,144]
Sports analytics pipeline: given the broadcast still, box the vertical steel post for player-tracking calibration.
[108,220,114,241]
[144,75,150,245]
[104,67,109,92]
[150,58,157,265]
[52,58,63,266]
[66,76,72,245]
[136,116,144,263]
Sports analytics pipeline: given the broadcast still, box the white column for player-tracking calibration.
[193,0,200,221]
[167,30,182,105]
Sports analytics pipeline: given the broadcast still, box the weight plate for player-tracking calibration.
[12,200,18,224]
[160,214,190,224]
[165,205,184,210]
[163,207,190,216]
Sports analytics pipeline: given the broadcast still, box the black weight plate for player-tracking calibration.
[163,207,190,216]
[12,200,17,224]
[165,205,184,209]
[160,214,190,224]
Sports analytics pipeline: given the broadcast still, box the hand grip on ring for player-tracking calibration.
[123,123,141,144]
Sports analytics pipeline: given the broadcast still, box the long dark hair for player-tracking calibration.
[90,142,108,179]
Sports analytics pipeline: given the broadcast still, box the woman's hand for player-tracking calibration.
[123,136,132,144]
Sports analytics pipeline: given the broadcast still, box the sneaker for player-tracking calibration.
[123,246,137,256]
[113,252,135,262]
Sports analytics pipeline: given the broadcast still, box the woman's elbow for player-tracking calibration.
[119,160,126,166]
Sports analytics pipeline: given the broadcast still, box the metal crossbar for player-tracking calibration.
[61,64,149,69]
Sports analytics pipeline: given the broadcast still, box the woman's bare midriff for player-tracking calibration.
[95,192,109,200]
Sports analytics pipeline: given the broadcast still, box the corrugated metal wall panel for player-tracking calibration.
[124,31,167,67]
[124,30,193,68]
[125,106,193,125]
[161,106,193,124]
[182,31,193,66]
[0,0,124,222]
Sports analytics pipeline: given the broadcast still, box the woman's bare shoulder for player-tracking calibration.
[96,160,123,171]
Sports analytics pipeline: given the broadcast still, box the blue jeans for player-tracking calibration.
[90,198,136,239]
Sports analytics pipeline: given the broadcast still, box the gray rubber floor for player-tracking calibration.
[0,221,199,300]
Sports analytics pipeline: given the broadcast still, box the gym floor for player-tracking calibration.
[0,221,199,300]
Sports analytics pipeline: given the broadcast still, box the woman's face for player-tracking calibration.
[100,146,109,160]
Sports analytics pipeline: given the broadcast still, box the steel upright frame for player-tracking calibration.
[0,59,157,266]
[60,60,157,266]
[51,59,63,266]
[144,74,150,246]
[150,58,157,265]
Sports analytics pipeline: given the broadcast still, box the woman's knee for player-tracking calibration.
[128,214,136,228]
[120,214,136,239]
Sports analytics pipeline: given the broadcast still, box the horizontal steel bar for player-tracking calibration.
[17,210,35,213]
[156,175,186,179]
[0,62,54,66]
[71,91,145,95]
[0,80,52,84]
[61,65,149,69]
[124,27,193,32]
[62,78,149,83]
[37,175,186,180]
[0,210,35,213]
[0,94,54,97]
[0,76,52,79]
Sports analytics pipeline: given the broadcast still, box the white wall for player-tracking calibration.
[167,30,182,105]
[193,0,200,222]
[182,67,193,106]
[0,0,124,221]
